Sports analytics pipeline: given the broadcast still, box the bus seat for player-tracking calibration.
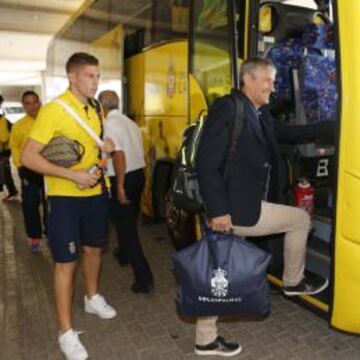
[266,22,337,124]
[266,37,303,105]
[302,22,334,49]
[301,23,337,123]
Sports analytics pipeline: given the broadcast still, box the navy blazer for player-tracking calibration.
[195,90,335,226]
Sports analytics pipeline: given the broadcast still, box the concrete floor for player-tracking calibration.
[1,199,360,360]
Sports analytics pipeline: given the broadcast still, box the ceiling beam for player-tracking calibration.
[0,0,82,13]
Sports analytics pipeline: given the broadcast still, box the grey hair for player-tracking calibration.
[239,58,276,88]
[98,90,119,111]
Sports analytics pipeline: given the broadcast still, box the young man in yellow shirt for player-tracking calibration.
[9,91,47,252]
[22,53,116,360]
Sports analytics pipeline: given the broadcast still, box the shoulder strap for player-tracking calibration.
[54,99,104,148]
[88,98,104,139]
[223,92,244,177]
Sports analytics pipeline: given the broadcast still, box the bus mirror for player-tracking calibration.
[259,5,277,35]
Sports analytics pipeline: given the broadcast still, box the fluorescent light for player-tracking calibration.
[0,71,42,85]
[0,60,45,71]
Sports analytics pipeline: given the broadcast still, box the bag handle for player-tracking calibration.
[206,230,238,269]
[54,99,104,148]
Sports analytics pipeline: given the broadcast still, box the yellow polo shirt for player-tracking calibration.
[0,115,10,153]
[9,114,36,168]
[29,89,103,197]
[0,115,9,143]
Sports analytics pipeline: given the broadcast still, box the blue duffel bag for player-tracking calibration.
[173,231,272,317]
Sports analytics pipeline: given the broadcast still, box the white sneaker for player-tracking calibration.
[84,294,117,319]
[58,329,88,360]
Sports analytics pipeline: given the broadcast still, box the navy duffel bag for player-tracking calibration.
[173,232,272,317]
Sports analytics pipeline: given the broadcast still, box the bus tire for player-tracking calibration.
[164,190,196,250]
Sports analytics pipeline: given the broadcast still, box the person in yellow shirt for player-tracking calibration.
[9,91,46,252]
[21,52,116,360]
[0,94,18,200]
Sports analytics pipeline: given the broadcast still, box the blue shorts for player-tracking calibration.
[47,193,110,262]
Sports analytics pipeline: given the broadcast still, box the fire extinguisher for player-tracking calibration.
[293,178,315,216]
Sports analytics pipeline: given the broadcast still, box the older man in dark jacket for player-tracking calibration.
[194,58,332,357]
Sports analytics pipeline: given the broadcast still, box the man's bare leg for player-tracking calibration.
[54,261,77,333]
[82,246,102,298]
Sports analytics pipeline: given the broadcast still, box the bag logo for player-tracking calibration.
[211,268,228,298]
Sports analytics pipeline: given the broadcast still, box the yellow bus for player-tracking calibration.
[47,0,360,334]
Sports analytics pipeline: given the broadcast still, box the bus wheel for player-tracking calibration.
[152,161,173,222]
[164,191,196,250]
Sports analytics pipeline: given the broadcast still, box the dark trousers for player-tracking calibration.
[0,155,17,196]
[110,170,153,286]
[19,167,47,239]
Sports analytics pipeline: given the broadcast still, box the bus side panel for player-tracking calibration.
[125,41,188,217]
[126,53,145,126]
[332,0,360,333]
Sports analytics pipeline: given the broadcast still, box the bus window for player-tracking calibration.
[235,0,247,60]
[190,0,233,106]
[197,0,227,30]
[171,0,190,34]
[152,0,190,43]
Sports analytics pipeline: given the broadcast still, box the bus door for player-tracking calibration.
[240,0,360,335]
[254,0,338,311]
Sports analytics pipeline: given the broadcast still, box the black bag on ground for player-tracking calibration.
[169,91,244,213]
[173,231,272,317]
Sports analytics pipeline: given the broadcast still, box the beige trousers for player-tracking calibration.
[195,201,311,345]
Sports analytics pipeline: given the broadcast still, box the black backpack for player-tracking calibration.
[170,92,244,213]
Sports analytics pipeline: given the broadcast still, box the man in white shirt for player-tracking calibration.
[99,90,154,293]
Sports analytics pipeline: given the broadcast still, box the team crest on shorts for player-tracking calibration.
[69,242,76,254]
